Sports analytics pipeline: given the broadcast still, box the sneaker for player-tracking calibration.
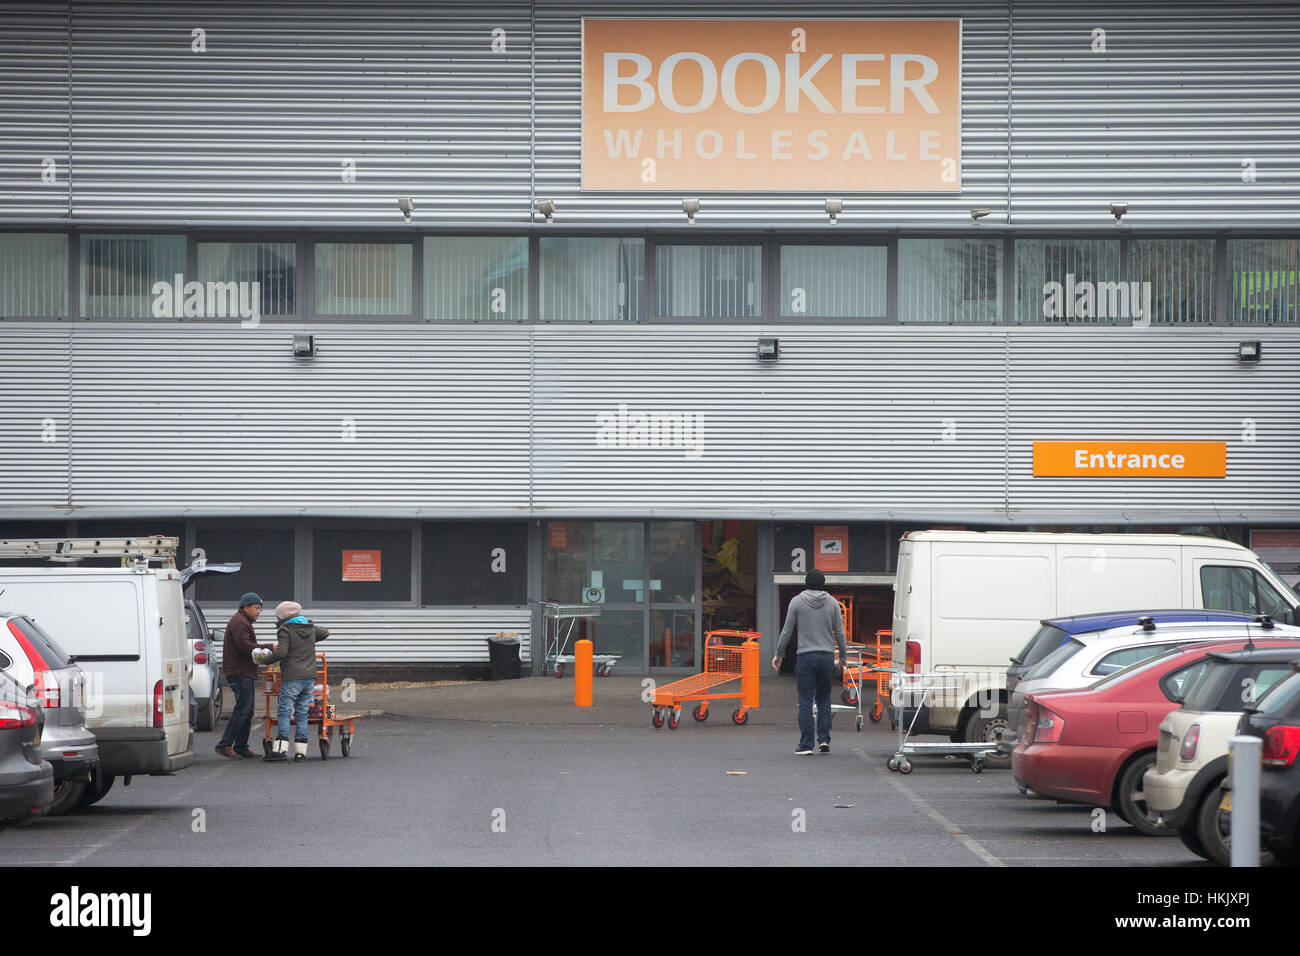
[819,742,831,754]
[214,745,239,759]
[795,747,814,756]
[263,750,288,762]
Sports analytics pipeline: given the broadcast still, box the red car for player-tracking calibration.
[1013,637,1298,835]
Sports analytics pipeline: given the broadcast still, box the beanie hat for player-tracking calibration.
[239,592,263,608]
[275,601,303,621]
[805,570,826,590]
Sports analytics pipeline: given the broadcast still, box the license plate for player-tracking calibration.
[1219,791,1232,813]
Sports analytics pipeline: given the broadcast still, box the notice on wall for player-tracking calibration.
[341,550,382,582]
[813,525,849,573]
[1033,442,1226,478]
[582,19,962,192]
[1251,531,1300,590]
[549,523,568,549]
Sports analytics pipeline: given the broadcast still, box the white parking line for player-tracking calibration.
[853,748,1006,867]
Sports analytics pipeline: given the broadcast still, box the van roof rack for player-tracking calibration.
[0,536,178,566]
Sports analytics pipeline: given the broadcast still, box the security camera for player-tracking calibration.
[824,199,843,224]
[398,196,414,224]
[970,208,991,224]
[682,197,700,224]
[1109,201,1129,225]
[536,199,556,224]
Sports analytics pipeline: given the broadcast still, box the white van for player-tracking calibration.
[891,530,1300,747]
[0,564,193,806]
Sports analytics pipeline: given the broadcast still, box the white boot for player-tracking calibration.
[293,740,308,762]
[263,737,288,761]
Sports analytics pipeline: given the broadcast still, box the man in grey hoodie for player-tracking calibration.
[773,570,847,755]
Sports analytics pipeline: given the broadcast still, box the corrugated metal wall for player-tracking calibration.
[2,1,1299,225]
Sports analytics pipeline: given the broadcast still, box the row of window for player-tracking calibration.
[1,232,1297,324]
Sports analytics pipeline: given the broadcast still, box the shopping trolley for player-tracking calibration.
[535,602,620,677]
[650,629,761,730]
[884,671,995,774]
[259,653,361,760]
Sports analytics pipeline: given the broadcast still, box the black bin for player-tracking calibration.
[487,634,522,680]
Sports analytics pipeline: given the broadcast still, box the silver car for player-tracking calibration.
[0,668,53,821]
[0,612,100,815]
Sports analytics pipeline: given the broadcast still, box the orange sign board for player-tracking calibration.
[582,19,962,191]
[341,550,381,582]
[814,525,849,572]
[1033,442,1226,478]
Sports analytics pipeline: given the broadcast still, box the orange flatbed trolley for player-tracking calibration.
[650,629,761,730]
[260,652,362,759]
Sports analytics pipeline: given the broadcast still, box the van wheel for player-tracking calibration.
[963,711,1010,763]
[46,778,88,817]
[72,768,115,811]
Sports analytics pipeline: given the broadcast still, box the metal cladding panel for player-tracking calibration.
[63,323,533,513]
[535,1,1012,224]
[1008,327,1300,520]
[0,3,70,218]
[205,607,531,664]
[1009,1,1300,226]
[0,327,71,507]
[530,325,1010,517]
[64,0,534,222]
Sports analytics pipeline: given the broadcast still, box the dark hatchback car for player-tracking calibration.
[1234,666,1300,866]
[0,669,53,822]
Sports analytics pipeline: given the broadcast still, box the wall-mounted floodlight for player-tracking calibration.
[970,208,990,225]
[682,197,700,225]
[536,199,556,224]
[757,337,779,361]
[1238,340,1262,362]
[825,199,843,224]
[293,334,316,359]
[1109,201,1129,225]
[398,196,414,224]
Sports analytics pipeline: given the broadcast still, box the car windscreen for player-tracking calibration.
[1017,624,1070,667]
[9,616,72,668]
[1250,670,1300,717]
[1023,638,1085,681]
[1184,661,1299,711]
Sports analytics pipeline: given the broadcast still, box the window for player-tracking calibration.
[1201,566,1294,622]
[1024,639,1085,681]
[656,244,761,318]
[1161,661,1210,702]
[197,241,296,317]
[1228,239,1300,324]
[1015,238,1121,323]
[313,242,412,315]
[1017,625,1071,668]
[79,234,185,318]
[780,244,886,318]
[421,522,527,605]
[546,521,644,603]
[1127,238,1214,325]
[193,527,295,606]
[312,526,412,603]
[898,238,1001,323]
[424,237,528,321]
[540,237,644,322]
[0,233,67,317]
[1091,642,1179,676]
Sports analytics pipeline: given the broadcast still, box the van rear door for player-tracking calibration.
[154,572,190,757]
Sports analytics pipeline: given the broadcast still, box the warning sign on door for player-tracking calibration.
[342,550,382,582]
[813,525,848,573]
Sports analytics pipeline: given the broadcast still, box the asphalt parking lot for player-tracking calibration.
[0,677,1212,867]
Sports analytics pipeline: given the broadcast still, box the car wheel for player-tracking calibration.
[963,710,1010,763]
[1196,782,1275,866]
[1176,821,1213,861]
[71,768,115,811]
[46,778,88,817]
[212,684,224,724]
[1115,754,1173,837]
[195,699,214,732]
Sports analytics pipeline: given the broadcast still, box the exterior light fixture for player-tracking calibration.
[1238,340,1262,362]
[536,198,556,223]
[682,197,700,224]
[970,208,990,224]
[825,198,843,224]
[1109,201,1129,225]
[293,334,316,358]
[757,337,779,361]
[398,196,414,224]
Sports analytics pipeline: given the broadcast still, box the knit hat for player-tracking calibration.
[805,570,826,589]
[239,592,263,608]
[275,601,303,621]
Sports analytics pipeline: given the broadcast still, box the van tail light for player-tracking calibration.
[1179,723,1201,761]
[1261,726,1300,767]
[905,641,921,674]
[7,620,59,708]
[0,702,36,729]
[1027,702,1065,744]
[153,679,164,728]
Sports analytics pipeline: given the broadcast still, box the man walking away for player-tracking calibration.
[772,571,847,755]
[262,602,330,762]
[215,593,268,759]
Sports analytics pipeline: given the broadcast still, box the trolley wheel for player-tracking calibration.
[887,756,901,772]
[731,708,748,726]
[554,664,564,679]
[898,758,914,775]
[667,709,681,730]
[856,715,864,732]
[651,708,665,729]
[262,738,271,757]
[869,703,882,723]
[319,737,330,760]
[841,688,858,706]
[971,760,983,774]
[340,734,351,758]
[692,704,709,722]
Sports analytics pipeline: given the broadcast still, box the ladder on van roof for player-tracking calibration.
[0,536,178,566]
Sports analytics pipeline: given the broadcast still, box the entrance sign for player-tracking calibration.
[582,19,962,191]
[1033,442,1226,478]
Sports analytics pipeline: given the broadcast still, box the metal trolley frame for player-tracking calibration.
[259,653,361,760]
[885,672,996,774]
[536,602,621,677]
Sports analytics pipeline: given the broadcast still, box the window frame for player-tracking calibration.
[191,232,304,321]
[776,238,892,322]
[306,520,418,609]
[310,235,418,320]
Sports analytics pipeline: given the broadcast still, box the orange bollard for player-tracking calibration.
[574,639,593,707]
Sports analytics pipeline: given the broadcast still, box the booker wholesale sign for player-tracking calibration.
[582,19,961,191]
[1033,442,1227,478]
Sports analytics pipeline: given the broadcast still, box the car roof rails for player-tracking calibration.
[1139,616,1156,631]
[1255,615,1275,630]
